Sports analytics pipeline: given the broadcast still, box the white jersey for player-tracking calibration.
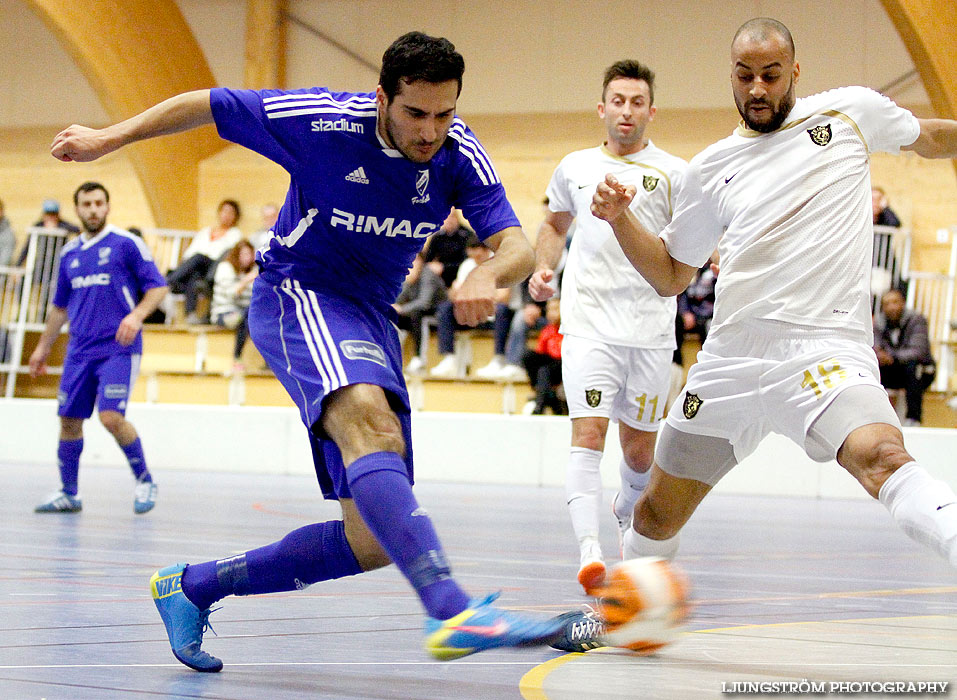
[547,142,686,348]
[661,86,920,346]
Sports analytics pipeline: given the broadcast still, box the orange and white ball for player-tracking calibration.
[597,557,691,654]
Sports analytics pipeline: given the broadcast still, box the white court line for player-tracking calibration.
[1,660,955,670]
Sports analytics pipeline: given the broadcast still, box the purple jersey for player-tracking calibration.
[52,225,167,358]
[209,87,520,306]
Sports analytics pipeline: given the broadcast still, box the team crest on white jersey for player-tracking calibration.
[642,175,659,192]
[807,124,832,146]
[345,167,369,184]
[683,392,703,419]
[585,389,602,408]
[412,169,431,204]
[98,247,111,265]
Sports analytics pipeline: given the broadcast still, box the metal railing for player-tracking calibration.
[0,227,196,397]
[1,227,70,397]
[905,228,957,393]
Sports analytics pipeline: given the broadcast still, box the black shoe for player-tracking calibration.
[550,607,606,652]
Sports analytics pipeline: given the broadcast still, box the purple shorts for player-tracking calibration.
[249,277,413,500]
[58,352,140,418]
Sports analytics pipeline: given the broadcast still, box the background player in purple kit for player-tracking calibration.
[51,32,562,670]
[30,181,168,515]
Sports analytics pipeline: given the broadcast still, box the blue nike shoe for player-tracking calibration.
[150,563,223,672]
[424,592,563,660]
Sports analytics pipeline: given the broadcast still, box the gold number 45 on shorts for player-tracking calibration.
[800,359,847,398]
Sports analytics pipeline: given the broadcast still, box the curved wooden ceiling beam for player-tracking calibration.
[23,0,225,228]
[881,0,957,177]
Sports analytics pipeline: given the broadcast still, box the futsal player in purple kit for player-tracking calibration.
[30,181,167,515]
[51,32,562,670]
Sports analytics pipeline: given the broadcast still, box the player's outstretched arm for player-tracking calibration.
[593,174,696,297]
[903,118,957,159]
[29,306,68,378]
[51,90,214,163]
[529,210,573,302]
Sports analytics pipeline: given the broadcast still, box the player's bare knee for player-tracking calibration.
[842,432,911,499]
[98,411,125,435]
[352,406,405,455]
[324,388,406,457]
[622,442,654,473]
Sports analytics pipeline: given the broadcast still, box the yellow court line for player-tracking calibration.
[518,653,583,700]
[518,614,956,699]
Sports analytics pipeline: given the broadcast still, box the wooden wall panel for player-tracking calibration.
[22,0,226,228]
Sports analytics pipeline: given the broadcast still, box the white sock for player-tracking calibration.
[566,446,604,560]
[614,459,651,521]
[879,462,957,568]
[623,526,679,560]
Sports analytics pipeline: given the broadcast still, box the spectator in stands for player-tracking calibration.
[12,199,81,320]
[166,199,242,324]
[0,196,14,267]
[35,198,80,234]
[522,298,565,415]
[476,199,560,382]
[677,263,716,342]
[874,288,935,426]
[210,239,258,374]
[394,251,447,374]
[424,208,470,288]
[15,198,80,267]
[429,234,500,378]
[872,186,902,228]
[249,202,279,251]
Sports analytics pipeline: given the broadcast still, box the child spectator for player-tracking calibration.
[522,298,565,414]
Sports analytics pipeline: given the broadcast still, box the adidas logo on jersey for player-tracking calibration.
[345,167,369,184]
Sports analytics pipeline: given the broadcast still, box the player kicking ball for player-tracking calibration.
[52,33,562,670]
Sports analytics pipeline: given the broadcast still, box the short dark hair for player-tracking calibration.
[602,60,656,104]
[219,199,241,222]
[379,31,465,103]
[73,181,109,205]
[732,18,795,61]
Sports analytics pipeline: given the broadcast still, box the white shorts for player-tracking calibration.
[665,326,898,464]
[562,335,673,431]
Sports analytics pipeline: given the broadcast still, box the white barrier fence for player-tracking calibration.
[2,399,954,500]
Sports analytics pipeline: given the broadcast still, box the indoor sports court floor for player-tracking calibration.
[1,460,954,699]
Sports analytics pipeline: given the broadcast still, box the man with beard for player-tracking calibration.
[30,181,167,515]
[588,16,957,589]
[528,60,686,594]
[50,32,562,671]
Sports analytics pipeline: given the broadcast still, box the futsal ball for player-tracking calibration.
[596,557,690,654]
